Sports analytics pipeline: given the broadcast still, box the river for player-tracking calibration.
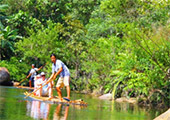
[0,86,166,120]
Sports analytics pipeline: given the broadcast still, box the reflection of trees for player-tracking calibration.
[113,101,139,113]
[0,87,5,117]
[112,101,152,117]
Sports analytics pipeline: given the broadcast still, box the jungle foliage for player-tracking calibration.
[0,0,170,107]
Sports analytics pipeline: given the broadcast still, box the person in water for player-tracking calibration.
[48,53,71,101]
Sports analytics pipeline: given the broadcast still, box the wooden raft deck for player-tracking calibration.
[24,92,88,106]
[15,86,34,90]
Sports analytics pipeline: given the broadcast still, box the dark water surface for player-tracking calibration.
[0,86,166,120]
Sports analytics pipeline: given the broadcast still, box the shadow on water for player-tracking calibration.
[0,86,168,120]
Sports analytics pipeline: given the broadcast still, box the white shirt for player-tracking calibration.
[29,68,38,78]
[52,60,70,77]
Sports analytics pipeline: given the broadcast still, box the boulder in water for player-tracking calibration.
[99,93,113,100]
[115,97,137,104]
[0,67,11,85]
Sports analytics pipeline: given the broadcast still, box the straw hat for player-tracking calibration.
[40,72,45,76]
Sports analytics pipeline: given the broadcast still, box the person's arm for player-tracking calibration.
[53,67,63,79]
[37,63,47,71]
[37,66,43,71]
[31,67,42,73]
[48,73,55,81]
[48,67,62,81]
[26,73,31,78]
[26,69,37,78]
[26,70,32,78]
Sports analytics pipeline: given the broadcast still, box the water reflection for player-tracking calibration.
[26,101,51,119]
[0,86,164,120]
[26,100,70,120]
[53,104,69,120]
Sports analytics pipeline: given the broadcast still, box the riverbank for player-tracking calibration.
[80,90,169,110]
[154,108,170,120]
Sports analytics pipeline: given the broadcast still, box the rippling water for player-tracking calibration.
[0,86,166,120]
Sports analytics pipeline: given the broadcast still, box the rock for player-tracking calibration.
[99,93,112,100]
[91,89,102,97]
[154,108,170,120]
[115,97,137,104]
[0,67,11,85]
[81,90,91,94]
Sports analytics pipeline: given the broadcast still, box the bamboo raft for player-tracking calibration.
[24,92,88,106]
[15,86,34,90]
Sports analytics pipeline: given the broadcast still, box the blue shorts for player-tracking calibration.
[29,77,34,82]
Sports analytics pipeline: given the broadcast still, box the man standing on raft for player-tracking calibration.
[27,64,42,88]
[48,53,70,101]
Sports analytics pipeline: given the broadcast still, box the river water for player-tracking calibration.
[0,86,166,120]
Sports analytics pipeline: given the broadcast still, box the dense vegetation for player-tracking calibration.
[0,0,170,107]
